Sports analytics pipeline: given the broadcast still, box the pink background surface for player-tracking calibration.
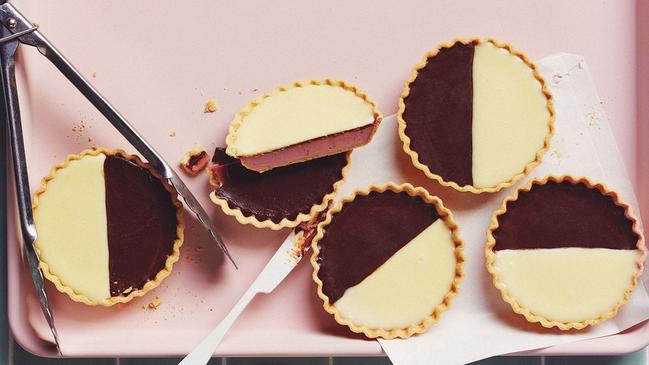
[6,0,647,358]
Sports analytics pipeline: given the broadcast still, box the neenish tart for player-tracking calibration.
[209,148,350,230]
[225,79,381,172]
[33,148,184,306]
[398,38,554,193]
[486,176,645,330]
[311,183,464,338]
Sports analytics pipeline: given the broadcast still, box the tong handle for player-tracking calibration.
[36,36,172,177]
[0,3,170,175]
[0,25,61,353]
[0,29,31,244]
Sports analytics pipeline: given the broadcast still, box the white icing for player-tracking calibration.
[472,42,551,188]
[334,219,457,329]
[232,84,374,156]
[34,154,111,302]
[494,248,640,323]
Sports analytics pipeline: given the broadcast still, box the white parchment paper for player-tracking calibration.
[333,54,649,365]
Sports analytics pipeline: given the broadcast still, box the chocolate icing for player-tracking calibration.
[402,41,475,186]
[104,155,178,296]
[493,181,639,251]
[213,153,347,223]
[317,190,440,303]
[212,147,237,165]
[189,151,208,166]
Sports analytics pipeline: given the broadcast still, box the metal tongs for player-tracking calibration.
[0,3,238,354]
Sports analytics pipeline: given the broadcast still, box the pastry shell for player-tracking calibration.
[310,182,465,339]
[225,79,382,169]
[208,151,351,230]
[397,38,555,194]
[485,175,646,330]
[32,148,185,306]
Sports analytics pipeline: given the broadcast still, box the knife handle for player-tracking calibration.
[179,289,258,365]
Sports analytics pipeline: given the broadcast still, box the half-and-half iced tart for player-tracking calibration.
[398,38,554,193]
[209,148,350,230]
[33,148,184,306]
[225,80,381,172]
[486,176,645,330]
[311,183,464,338]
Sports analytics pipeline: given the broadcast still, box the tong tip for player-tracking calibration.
[212,231,238,270]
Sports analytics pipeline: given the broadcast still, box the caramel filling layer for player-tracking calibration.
[239,124,374,172]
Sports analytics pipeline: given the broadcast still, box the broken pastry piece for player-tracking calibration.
[225,80,381,172]
[204,99,218,113]
[181,144,210,175]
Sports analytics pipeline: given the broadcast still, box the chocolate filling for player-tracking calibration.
[212,147,238,165]
[189,151,206,165]
[402,41,475,186]
[104,155,178,296]
[493,181,639,251]
[316,190,440,303]
[213,153,347,223]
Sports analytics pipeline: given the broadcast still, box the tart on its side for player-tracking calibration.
[486,175,645,330]
[226,79,381,172]
[33,148,184,306]
[398,38,554,193]
[311,183,464,339]
[209,148,350,230]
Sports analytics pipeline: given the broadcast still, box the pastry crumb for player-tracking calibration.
[586,111,600,128]
[204,99,218,113]
[169,131,176,137]
[147,296,161,310]
[180,144,210,175]
[92,71,96,78]
[550,148,562,163]
[122,286,133,295]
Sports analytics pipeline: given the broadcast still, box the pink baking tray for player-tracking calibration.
[7,0,649,358]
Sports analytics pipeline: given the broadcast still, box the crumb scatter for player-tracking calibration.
[146,296,162,310]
